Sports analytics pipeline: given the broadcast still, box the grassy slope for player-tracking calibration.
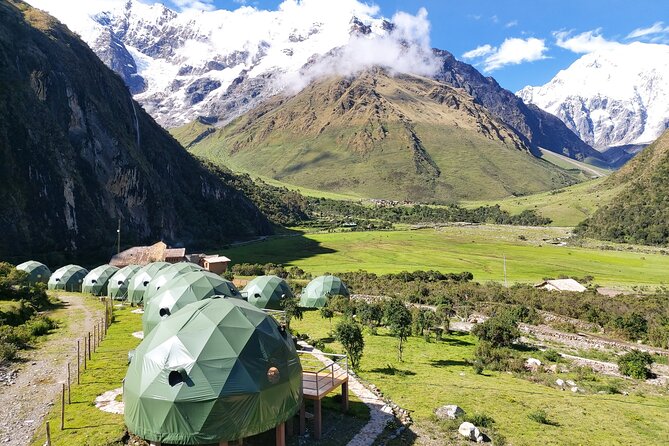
[539,148,612,179]
[463,179,623,227]
[179,72,579,202]
[292,312,669,446]
[221,226,669,287]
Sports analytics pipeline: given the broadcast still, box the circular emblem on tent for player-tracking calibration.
[267,366,280,384]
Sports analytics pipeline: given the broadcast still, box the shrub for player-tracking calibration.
[471,313,520,348]
[464,413,495,428]
[334,318,365,370]
[617,350,653,379]
[0,341,17,361]
[26,316,57,337]
[542,349,561,363]
[384,299,412,361]
[527,409,555,425]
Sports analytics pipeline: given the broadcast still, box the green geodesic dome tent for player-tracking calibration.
[82,265,119,295]
[47,265,89,292]
[124,297,303,445]
[15,261,51,285]
[244,275,293,310]
[108,265,142,300]
[142,271,243,336]
[128,262,171,305]
[143,262,203,305]
[299,275,349,308]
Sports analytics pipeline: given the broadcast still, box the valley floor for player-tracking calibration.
[221,225,669,288]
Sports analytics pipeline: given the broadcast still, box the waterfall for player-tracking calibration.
[130,97,140,149]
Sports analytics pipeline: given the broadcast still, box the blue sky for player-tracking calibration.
[169,0,669,91]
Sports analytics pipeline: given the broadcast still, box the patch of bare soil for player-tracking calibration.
[0,294,102,445]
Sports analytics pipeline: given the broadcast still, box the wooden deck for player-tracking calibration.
[302,370,348,400]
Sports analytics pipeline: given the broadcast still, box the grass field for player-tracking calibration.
[292,312,669,446]
[221,226,669,288]
[463,178,622,227]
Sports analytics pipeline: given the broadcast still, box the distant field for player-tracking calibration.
[222,226,669,288]
[293,312,669,446]
[538,148,612,179]
[463,179,622,227]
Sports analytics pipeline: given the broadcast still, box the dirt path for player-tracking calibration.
[0,294,102,446]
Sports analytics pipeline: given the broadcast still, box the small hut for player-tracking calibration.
[299,275,349,308]
[142,271,242,335]
[124,297,302,445]
[82,265,120,296]
[244,275,293,310]
[127,262,171,305]
[142,262,203,305]
[108,265,142,300]
[15,261,51,285]
[47,265,89,292]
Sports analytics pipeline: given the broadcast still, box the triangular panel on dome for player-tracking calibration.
[143,262,203,305]
[127,262,171,305]
[108,265,142,300]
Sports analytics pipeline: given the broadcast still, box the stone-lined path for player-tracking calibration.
[297,341,395,446]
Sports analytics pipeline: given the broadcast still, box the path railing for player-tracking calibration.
[297,350,348,398]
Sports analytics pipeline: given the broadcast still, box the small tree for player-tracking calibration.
[617,350,653,379]
[281,297,303,330]
[335,318,365,370]
[320,306,335,333]
[471,312,520,348]
[384,299,412,361]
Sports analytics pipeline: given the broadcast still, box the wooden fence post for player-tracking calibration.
[67,363,71,404]
[88,332,91,360]
[60,383,65,430]
[45,421,51,446]
[77,340,80,384]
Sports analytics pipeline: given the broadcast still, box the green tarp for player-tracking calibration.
[15,261,51,285]
[124,297,302,444]
[108,265,142,300]
[128,262,171,305]
[143,262,202,305]
[299,275,350,308]
[47,264,88,292]
[142,271,242,335]
[82,265,119,295]
[244,275,293,310]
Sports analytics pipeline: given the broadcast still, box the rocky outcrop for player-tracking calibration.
[0,1,270,264]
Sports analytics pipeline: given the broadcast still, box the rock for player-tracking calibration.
[566,380,576,386]
[435,404,465,420]
[571,386,579,393]
[458,422,483,442]
[525,358,542,371]
[555,378,565,388]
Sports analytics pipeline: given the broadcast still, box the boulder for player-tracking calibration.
[435,405,465,420]
[458,422,484,442]
[566,380,576,387]
[571,386,580,393]
[555,378,565,388]
[525,357,542,371]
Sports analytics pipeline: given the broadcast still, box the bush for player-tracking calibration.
[334,318,365,370]
[464,413,495,428]
[527,409,556,425]
[0,341,17,361]
[471,313,520,348]
[542,349,561,363]
[617,350,653,379]
[26,316,57,337]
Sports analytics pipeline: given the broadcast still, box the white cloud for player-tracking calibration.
[462,37,548,71]
[554,29,619,53]
[462,44,494,59]
[627,22,669,39]
[505,20,518,28]
[284,6,440,92]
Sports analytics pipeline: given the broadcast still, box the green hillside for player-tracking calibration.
[176,71,580,202]
[578,129,669,245]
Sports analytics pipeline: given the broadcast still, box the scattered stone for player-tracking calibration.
[435,404,465,420]
[130,308,144,314]
[555,378,565,388]
[458,422,484,442]
[571,386,580,393]
[566,380,576,387]
[95,387,124,414]
[132,331,144,339]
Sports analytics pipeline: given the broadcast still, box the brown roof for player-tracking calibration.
[110,241,168,267]
[204,255,231,264]
[165,248,186,259]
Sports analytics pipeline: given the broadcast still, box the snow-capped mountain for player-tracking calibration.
[518,42,669,150]
[27,0,437,127]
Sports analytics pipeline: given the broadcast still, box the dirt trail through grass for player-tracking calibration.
[0,294,102,445]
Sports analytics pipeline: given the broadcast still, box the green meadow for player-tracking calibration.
[292,312,669,446]
[222,226,669,288]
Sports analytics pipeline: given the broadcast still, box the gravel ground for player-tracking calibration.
[0,294,102,446]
